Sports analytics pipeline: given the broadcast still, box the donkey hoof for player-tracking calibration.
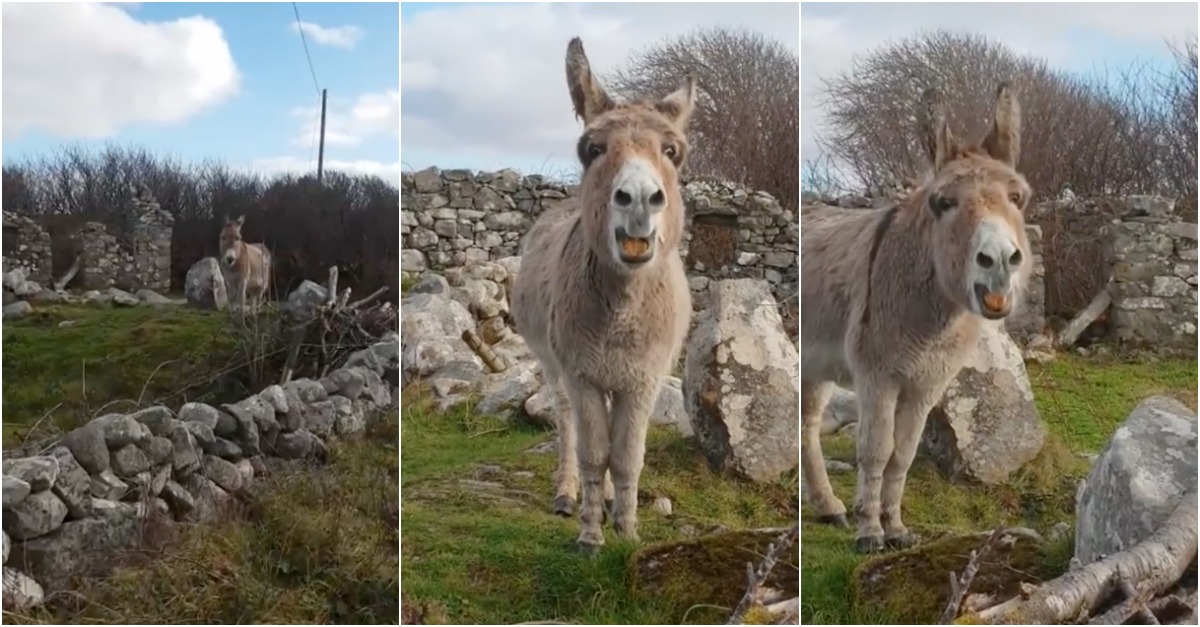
[854,535,887,554]
[885,532,922,550]
[817,513,850,528]
[553,495,576,517]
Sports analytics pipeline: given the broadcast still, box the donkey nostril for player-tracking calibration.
[1009,250,1023,267]
[649,190,665,206]
[976,252,994,269]
[614,190,632,206]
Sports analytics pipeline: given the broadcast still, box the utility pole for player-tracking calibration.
[317,88,328,186]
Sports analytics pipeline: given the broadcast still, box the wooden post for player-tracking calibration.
[317,88,328,185]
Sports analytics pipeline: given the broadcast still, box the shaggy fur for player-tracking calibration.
[800,84,1033,553]
[218,215,273,317]
[510,37,695,551]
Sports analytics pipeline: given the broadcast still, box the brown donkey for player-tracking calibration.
[510,37,694,552]
[218,215,273,317]
[800,84,1032,553]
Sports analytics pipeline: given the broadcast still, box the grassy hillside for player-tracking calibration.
[800,353,1198,624]
[400,387,799,625]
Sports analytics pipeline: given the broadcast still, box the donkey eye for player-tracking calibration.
[1008,192,1022,204]
[663,144,677,159]
[587,143,606,158]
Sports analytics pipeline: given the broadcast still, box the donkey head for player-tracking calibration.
[219,215,246,267]
[565,37,695,272]
[918,83,1032,320]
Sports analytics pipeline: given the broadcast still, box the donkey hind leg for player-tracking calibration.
[880,382,946,549]
[562,374,611,552]
[801,380,847,527]
[852,377,900,554]
[608,385,657,542]
[549,367,580,516]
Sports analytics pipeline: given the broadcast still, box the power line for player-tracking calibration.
[292,2,320,96]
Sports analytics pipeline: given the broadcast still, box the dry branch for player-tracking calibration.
[52,255,81,291]
[980,490,1198,624]
[941,527,1007,623]
[1056,280,1113,348]
[463,329,507,373]
[727,524,799,624]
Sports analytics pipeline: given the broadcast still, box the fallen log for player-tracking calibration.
[1056,280,1112,349]
[978,490,1198,625]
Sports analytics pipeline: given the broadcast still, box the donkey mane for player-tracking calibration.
[510,37,696,551]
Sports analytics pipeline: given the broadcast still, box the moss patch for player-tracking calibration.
[2,304,243,444]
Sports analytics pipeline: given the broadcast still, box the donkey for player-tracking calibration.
[218,215,273,317]
[510,37,695,552]
[800,83,1032,554]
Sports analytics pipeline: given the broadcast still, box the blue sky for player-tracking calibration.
[3,2,399,186]
[400,2,800,179]
[801,2,1198,181]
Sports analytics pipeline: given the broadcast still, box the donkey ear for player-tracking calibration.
[655,75,697,128]
[236,215,245,226]
[565,37,615,124]
[918,87,959,171]
[980,82,1021,168]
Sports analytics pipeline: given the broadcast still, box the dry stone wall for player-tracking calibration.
[2,188,173,295]
[2,213,52,286]
[401,168,798,306]
[801,191,1197,355]
[1,335,399,611]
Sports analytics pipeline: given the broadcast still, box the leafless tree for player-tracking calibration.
[606,27,800,213]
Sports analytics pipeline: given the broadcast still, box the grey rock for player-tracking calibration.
[920,322,1047,484]
[213,409,238,438]
[329,368,366,400]
[2,491,68,540]
[184,257,228,310]
[3,301,32,319]
[2,476,31,508]
[1075,396,1197,563]
[331,395,366,436]
[90,497,138,523]
[166,420,201,477]
[136,288,174,305]
[62,424,110,474]
[302,400,338,438]
[182,474,230,523]
[108,287,139,307]
[203,456,242,493]
[129,405,175,436]
[2,567,45,611]
[149,464,171,497]
[95,413,150,448]
[48,447,92,520]
[234,459,255,490]
[276,430,326,460]
[684,279,799,483]
[651,377,690,436]
[285,280,327,321]
[160,480,196,519]
[90,469,129,501]
[110,444,151,477]
[179,402,219,429]
[476,363,541,417]
[186,421,217,447]
[281,378,328,404]
[2,457,59,492]
[260,385,289,413]
[138,436,174,465]
[204,437,243,460]
[7,516,140,591]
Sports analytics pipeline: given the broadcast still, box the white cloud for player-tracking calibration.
[400,2,799,173]
[2,3,240,139]
[290,89,399,149]
[248,155,400,188]
[800,3,1198,165]
[290,21,363,49]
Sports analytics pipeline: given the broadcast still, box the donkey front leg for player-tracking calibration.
[852,378,900,554]
[608,384,656,542]
[551,377,580,516]
[880,382,947,549]
[563,376,611,551]
[801,379,847,526]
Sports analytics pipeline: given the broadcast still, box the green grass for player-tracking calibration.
[2,303,252,445]
[9,410,400,625]
[801,353,1198,624]
[400,387,798,625]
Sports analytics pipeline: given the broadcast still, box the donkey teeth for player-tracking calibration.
[982,293,1009,313]
[621,237,650,257]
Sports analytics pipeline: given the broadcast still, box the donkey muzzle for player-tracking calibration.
[614,225,655,265]
[974,283,1013,319]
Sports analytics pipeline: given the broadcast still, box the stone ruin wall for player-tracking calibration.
[400,168,799,309]
[1,336,399,611]
[2,213,53,286]
[803,192,1197,356]
[1,190,173,294]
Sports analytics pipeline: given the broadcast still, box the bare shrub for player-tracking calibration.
[1,144,399,304]
[606,27,799,213]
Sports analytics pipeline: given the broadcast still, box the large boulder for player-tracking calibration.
[919,321,1047,484]
[401,293,482,380]
[1074,396,1197,563]
[184,257,227,310]
[285,280,327,321]
[683,279,799,483]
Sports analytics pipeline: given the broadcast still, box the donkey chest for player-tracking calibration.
[555,290,682,387]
